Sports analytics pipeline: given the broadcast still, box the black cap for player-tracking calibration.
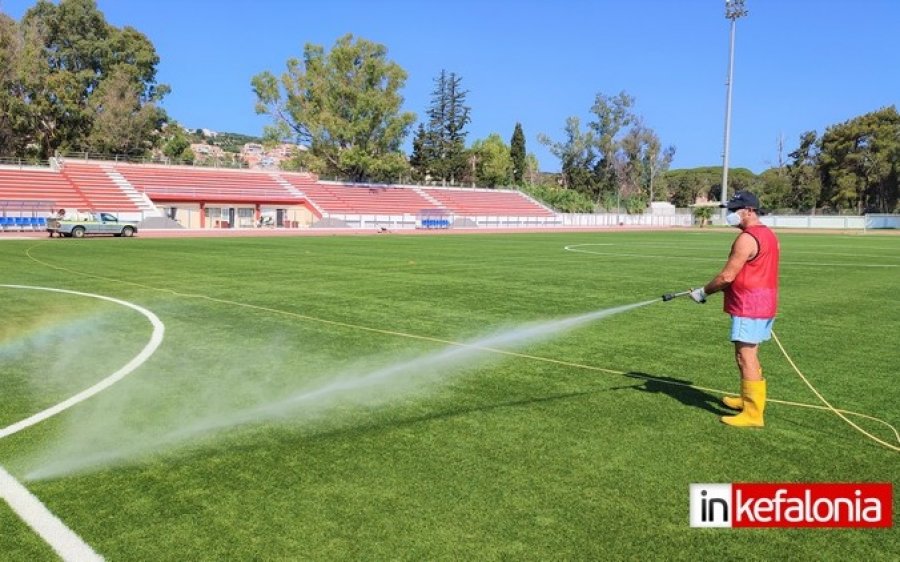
[722,190,761,211]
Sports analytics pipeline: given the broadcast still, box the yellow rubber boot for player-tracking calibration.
[721,369,762,410]
[721,379,766,427]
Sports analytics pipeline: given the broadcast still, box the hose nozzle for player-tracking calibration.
[661,290,691,302]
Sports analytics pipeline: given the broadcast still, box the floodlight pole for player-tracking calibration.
[720,0,748,222]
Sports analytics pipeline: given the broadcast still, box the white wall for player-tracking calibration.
[865,214,900,229]
[761,215,867,229]
[559,213,692,227]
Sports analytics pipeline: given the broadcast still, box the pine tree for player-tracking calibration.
[444,72,470,184]
[424,69,470,184]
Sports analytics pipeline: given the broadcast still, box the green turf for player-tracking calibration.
[0,231,897,560]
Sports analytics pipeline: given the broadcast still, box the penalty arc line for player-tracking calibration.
[0,285,166,438]
[0,285,166,561]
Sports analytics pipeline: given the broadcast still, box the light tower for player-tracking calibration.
[720,0,748,220]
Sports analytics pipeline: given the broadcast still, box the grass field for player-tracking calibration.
[0,230,898,560]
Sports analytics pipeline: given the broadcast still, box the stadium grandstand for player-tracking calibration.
[0,158,560,231]
[426,186,556,217]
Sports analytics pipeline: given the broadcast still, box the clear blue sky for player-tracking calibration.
[2,0,898,173]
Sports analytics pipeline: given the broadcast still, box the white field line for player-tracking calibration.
[583,241,900,260]
[563,244,898,268]
[0,285,165,561]
[0,466,103,561]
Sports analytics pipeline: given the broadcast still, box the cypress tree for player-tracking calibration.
[510,122,526,186]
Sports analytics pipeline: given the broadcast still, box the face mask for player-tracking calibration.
[726,210,743,227]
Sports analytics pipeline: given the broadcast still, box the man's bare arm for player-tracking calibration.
[703,233,757,295]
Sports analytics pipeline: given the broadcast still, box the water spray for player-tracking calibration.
[22,298,661,480]
[7,271,897,483]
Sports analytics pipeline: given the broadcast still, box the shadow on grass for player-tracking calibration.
[612,372,731,416]
[305,388,611,441]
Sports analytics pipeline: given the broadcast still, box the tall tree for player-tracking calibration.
[785,131,822,213]
[87,66,164,155]
[423,69,470,184]
[22,0,169,155]
[539,90,672,207]
[409,123,430,182]
[161,123,192,161]
[524,153,540,185]
[644,129,676,203]
[471,133,512,187]
[757,167,791,211]
[444,71,470,183]
[818,106,899,213]
[659,167,757,207]
[252,33,415,182]
[590,91,637,197]
[616,121,675,204]
[0,13,25,156]
[0,0,168,158]
[538,116,597,195]
[510,122,526,186]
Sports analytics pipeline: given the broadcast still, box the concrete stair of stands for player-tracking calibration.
[138,216,185,229]
[270,173,324,216]
[451,217,478,228]
[310,216,350,228]
[516,190,558,214]
[412,187,446,209]
[102,166,162,217]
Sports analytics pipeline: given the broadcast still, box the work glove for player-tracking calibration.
[689,287,707,304]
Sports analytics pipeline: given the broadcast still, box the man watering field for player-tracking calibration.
[689,191,780,428]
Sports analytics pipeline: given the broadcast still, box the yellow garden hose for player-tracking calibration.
[772,331,899,453]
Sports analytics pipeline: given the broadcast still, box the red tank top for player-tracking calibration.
[724,224,780,319]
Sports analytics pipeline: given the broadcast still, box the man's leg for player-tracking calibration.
[734,342,763,381]
[721,341,766,427]
[722,342,762,409]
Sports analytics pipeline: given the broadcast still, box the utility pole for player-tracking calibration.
[720,0,748,222]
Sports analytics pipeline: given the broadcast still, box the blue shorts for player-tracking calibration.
[730,316,774,344]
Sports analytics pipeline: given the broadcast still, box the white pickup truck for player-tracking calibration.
[47,212,139,238]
